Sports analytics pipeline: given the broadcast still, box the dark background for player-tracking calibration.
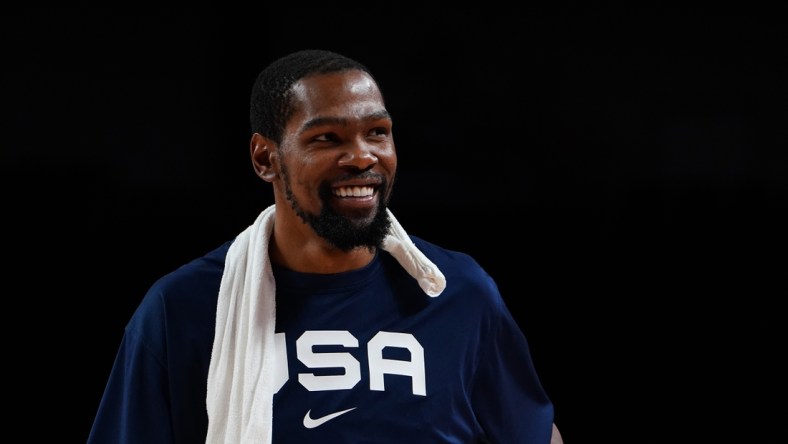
[4,6,786,443]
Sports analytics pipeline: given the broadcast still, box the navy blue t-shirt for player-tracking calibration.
[87,236,554,443]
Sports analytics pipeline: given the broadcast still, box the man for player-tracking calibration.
[88,49,563,443]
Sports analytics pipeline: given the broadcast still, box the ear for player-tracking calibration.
[250,133,279,182]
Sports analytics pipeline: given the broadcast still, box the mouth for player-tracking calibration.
[326,179,383,214]
[332,185,376,198]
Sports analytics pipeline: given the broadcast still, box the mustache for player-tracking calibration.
[326,170,386,185]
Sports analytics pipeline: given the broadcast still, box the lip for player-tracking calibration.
[329,183,379,211]
[331,185,378,207]
[330,177,380,197]
[331,178,382,188]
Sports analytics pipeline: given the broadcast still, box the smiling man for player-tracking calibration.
[253,67,397,264]
[87,49,563,444]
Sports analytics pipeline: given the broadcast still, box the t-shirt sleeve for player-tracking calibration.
[87,285,178,444]
[87,326,174,444]
[470,297,555,444]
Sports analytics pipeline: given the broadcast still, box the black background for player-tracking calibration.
[4,6,786,443]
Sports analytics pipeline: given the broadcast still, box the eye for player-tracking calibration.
[369,127,390,138]
[313,133,340,143]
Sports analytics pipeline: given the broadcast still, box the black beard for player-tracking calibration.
[282,166,393,252]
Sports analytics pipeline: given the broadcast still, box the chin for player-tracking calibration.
[337,205,380,224]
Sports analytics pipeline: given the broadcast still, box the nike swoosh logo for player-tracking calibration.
[303,407,357,429]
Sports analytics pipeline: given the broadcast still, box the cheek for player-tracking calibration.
[381,149,397,175]
[290,157,325,187]
[281,155,328,199]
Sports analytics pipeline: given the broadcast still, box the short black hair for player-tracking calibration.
[249,49,379,145]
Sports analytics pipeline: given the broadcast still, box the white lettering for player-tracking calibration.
[276,330,427,396]
[273,332,288,394]
[368,331,426,396]
[296,330,361,391]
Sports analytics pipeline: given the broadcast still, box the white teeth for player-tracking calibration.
[333,186,374,197]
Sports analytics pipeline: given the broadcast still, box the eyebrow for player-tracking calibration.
[300,110,392,133]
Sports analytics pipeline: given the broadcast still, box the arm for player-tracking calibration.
[87,328,175,444]
[470,296,557,443]
[551,423,564,444]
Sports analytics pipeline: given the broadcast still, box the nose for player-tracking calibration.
[337,139,378,171]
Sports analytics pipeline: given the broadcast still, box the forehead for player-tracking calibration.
[289,70,386,123]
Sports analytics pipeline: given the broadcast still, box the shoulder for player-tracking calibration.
[407,236,521,354]
[409,235,501,303]
[410,235,493,279]
[409,235,479,267]
[146,240,231,302]
[126,240,232,339]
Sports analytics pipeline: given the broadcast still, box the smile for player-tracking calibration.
[332,186,375,197]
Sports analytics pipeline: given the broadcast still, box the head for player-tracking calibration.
[250,49,397,252]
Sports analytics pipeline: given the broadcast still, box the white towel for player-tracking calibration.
[205,204,446,444]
